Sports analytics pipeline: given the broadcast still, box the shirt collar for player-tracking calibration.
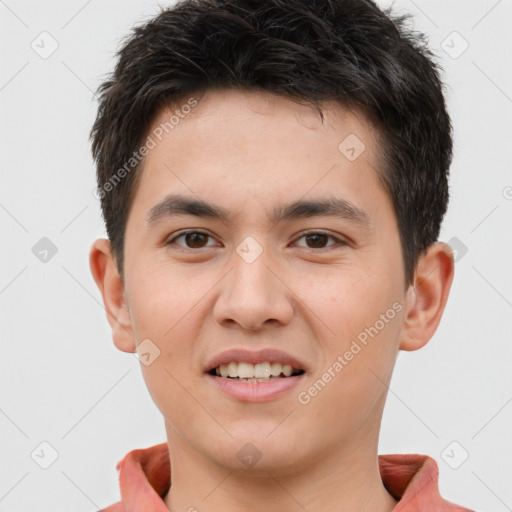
[109,443,472,511]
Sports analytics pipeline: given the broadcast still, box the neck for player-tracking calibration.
[163,429,398,512]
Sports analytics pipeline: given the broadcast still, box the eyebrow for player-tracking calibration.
[146,194,371,229]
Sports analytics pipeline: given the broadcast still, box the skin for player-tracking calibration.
[90,88,454,511]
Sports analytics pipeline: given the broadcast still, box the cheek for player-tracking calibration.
[127,262,208,341]
[296,262,399,346]
[295,266,402,411]
[126,263,217,405]
[296,316,401,441]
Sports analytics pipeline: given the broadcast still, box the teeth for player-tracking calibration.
[216,362,301,379]
[255,362,271,378]
[270,362,282,377]
[227,362,238,378]
[231,377,273,383]
[238,362,253,379]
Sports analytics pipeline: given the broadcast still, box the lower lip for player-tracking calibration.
[205,373,305,402]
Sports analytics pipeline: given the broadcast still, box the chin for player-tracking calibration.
[211,429,304,473]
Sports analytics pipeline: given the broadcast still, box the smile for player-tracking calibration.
[208,361,305,382]
[206,362,306,401]
[204,348,308,401]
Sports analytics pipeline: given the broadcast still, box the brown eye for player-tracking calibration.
[167,231,216,249]
[184,232,209,248]
[294,231,343,250]
[304,233,330,249]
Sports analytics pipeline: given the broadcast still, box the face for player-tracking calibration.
[108,88,414,474]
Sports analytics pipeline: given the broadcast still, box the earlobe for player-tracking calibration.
[89,238,136,353]
[399,242,455,351]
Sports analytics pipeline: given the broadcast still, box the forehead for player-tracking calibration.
[151,87,381,143]
[130,88,388,227]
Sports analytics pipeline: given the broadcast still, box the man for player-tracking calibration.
[89,0,474,509]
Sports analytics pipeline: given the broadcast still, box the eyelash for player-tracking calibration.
[166,230,347,252]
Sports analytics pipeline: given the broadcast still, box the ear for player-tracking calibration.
[89,238,136,353]
[399,241,455,351]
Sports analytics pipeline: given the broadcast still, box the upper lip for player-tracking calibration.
[204,348,309,373]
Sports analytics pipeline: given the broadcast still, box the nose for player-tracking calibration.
[213,246,294,332]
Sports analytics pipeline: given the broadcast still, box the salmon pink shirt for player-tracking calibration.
[99,443,474,511]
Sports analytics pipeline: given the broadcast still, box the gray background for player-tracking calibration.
[1,0,511,510]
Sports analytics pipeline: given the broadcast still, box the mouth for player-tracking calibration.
[207,361,305,383]
[204,349,308,402]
